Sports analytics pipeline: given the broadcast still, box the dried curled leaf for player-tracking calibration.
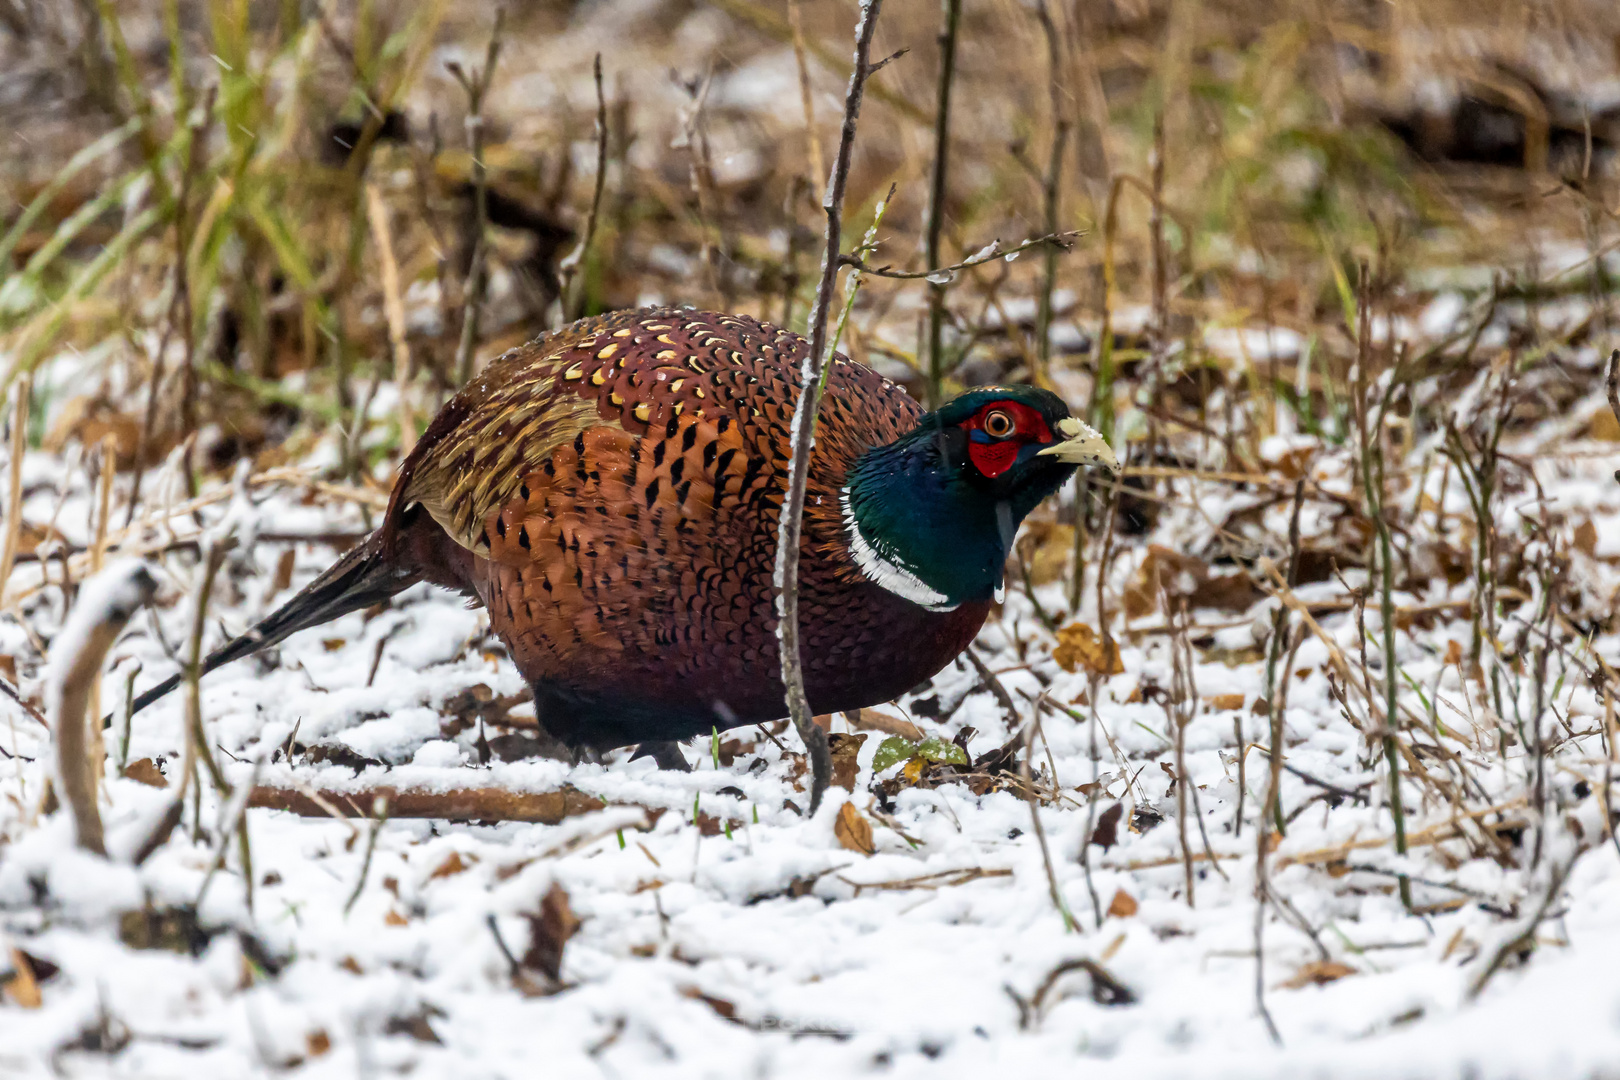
[1090,802,1123,850]
[2,948,41,1009]
[1106,889,1138,918]
[1054,622,1124,676]
[834,802,875,856]
[1278,960,1357,990]
[522,883,581,982]
[828,732,867,791]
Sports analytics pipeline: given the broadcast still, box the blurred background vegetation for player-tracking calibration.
[0,0,1617,507]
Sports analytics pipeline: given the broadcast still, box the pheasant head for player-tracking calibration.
[840,386,1117,611]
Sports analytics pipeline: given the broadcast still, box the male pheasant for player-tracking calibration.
[130,308,1117,764]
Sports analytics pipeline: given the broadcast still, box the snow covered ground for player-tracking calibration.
[4,324,1620,1078]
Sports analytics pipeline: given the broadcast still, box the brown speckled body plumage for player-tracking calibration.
[380,307,987,748]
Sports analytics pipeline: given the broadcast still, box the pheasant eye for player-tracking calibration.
[983,409,1016,438]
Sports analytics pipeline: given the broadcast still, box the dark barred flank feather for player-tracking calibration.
[126,307,1117,761]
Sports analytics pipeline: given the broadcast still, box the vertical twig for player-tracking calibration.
[1148,111,1168,380]
[449,12,504,387]
[1352,261,1411,910]
[1253,480,1306,837]
[87,435,116,770]
[1032,1,1068,384]
[344,795,390,915]
[0,372,29,609]
[1023,701,1078,931]
[365,184,415,454]
[181,538,233,805]
[559,54,608,322]
[923,0,962,409]
[1166,593,1195,907]
[48,564,157,856]
[786,0,826,193]
[773,0,884,816]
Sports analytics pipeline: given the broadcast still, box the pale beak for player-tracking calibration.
[1037,416,1119,473]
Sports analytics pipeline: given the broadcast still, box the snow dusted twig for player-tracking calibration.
[449,11,505,388]
[773,0,883,816]
[345,795,390,915]
[1467,809,1592,1000]
[196,752,263,909]
[0,372,29,610]
[559,53,608,322]
[923,0,962,408]
[365,183,415,454]
[1608,349,1620,483]
[838,231,1080,282]
[48,562,157,855]
[1021,697,1078,932]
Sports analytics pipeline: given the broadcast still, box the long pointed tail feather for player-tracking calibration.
[125,530,420,719]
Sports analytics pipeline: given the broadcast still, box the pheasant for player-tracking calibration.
[129,308,1117,765]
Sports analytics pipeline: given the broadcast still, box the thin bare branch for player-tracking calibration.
[772,0,884,816]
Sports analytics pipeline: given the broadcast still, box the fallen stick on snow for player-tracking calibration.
[247,783,605,824]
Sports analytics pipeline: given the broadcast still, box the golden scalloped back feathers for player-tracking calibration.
[394,307,922,564]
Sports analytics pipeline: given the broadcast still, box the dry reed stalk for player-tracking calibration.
[449,12,504,388]
[560,54,609,322]
[181,539,233,803]
[86,435,117,773]
[49,564,157,855]
[923,0,963,409]
[248,782,605,823]
[364,183,415,454]
[0,373,28,611]
[1021,699,1079,932]
[773,0,884,815]
[786,0,826,193]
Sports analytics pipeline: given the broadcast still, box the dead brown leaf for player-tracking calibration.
[834,802,875,856]
[845,708,923,741]
[828,732,868,791]
[1206,693,1245,712]
[122,758,167,788]
[2,948,41,1008]
[1124,545,1259,617]
[522,883,581,982]
[306,1030,332,1057]
[1054,622,1124,676]
[429,851,473,879]
[267,549,297,600]
[0,655,15,683]
[680,985,738,1019]
[1589,407,1620,442]
[1016,519,1075,586]
[1106,888,1138,918]
[1278,960,1357,990]
[1090,802,1124,850]
[1574,519,1598,557]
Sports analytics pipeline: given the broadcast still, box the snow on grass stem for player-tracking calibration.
[47,562,157,856]
[365,183,416,455]
[559,54,609,323]
[182,538,234,801]
[345,796,391,916]
[1351,262,1411,912]
[0,373,29,612]
[448,11,505,389]
[773,0,883,816]
[923,0,962,410]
